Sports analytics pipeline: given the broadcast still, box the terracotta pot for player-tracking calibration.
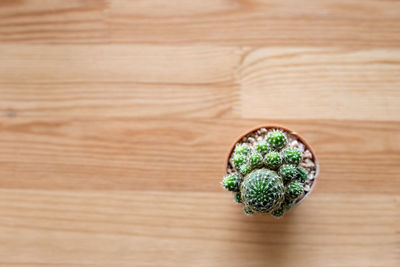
[225,125,320,206]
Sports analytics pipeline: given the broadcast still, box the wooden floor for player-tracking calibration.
[0,1,400,266]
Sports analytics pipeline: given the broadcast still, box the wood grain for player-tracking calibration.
[1,45,399,120]
[0,118,399,195]
[1,0,400,47]
[239,48,400,120]
[0,190,398,267]
[0,0,399,266]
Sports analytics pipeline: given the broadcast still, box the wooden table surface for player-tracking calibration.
[1,1,400,266]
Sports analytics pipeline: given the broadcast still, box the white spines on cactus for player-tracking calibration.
[240,169,284,213]
[266,130,287,151]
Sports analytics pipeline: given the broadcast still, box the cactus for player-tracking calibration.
[256,141,270,156]
[240,169,284,213]
[233,153,247,168]
[282,147,302,166]
[264,151,282,170]
[222,128,309,218]
[234,144,252,156]
[248,152,263,169]
[234,192,242,203]
[239,164,252,176]
[296,167,308,183]
[285,181,303,200]
[278,164,298,183]
[271,206,285,218]
[266,130,287,151]
[222,173,241,192]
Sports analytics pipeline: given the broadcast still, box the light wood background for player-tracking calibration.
[0,1,399,266]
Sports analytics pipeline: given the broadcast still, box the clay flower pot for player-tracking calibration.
[222,125,319,217]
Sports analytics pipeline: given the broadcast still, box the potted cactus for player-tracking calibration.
[221,126,319,218]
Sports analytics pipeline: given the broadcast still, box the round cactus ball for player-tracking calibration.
[234,144,252,156]
[256,141,270,156]
[248,152,263,169]
[266,130,287,151]
[285,181,304,200]
[233,153,247,168]
[279,164,298,183]
[221,173,242,192]
[264,151,282,170]
[282,147,302,166]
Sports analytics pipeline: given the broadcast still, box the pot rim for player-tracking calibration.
[225,124,320,206]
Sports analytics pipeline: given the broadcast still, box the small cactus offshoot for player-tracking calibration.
[222,128,310,218]
[282,147,302,166]
[234,144,252,156]
[266,130,287,151]
[279,164,298,183]
[248,152,263,169]
[285,181,303,200]
[256,141,270,156]
[222,173,241,192]
[264,151,282,170]
[233,153,247,168]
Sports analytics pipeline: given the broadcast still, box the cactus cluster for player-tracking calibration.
[221,130,308,218]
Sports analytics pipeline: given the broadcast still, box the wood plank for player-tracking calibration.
[108,0,400,47]
[0,45,240,84]
[0,0,107,44]
[0,83,238,119]
[1,0,400,47]
[238,48,400,120]
[0,190,397,267]
[0,118,399,194]
[1,45,400,120]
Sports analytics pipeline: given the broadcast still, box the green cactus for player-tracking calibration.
[296,167,308,183]
[248,152,263,169]
[239,164,252,176]
[256,141,270,156]
[222,129,311,218]
[234,192,242,203]
[271,206,285,218]
[264,151,282,170]
[285,181,303,200]
[233,153,247,168]
[234,144,252,156]
[240,169,285,213]
[282,147,302,166]
[266,130,287,151]
[279,164,297,183]
[222,173,241,192]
